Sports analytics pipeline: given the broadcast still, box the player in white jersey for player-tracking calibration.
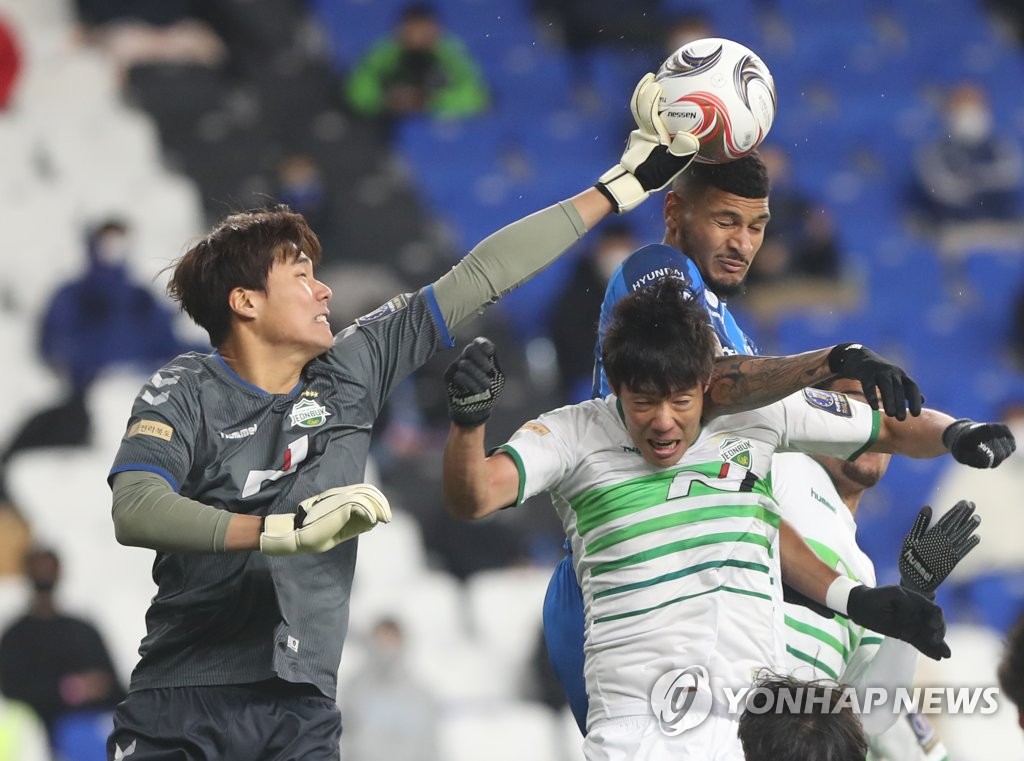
[776,376,974,760]
[441,279,1014,760]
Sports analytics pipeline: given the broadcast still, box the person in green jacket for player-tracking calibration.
[345,2,489,121]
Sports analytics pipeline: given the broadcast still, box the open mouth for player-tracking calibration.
[314,314,329,324]
[648,438,681,458]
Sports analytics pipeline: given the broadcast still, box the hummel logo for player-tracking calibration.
[114,739,137,759]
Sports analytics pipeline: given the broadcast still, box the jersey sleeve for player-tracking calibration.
[592,245,703,397]
[495,407,581,506]
[776,389,881,460]
[326,288,447,415]
[108,361,201,490]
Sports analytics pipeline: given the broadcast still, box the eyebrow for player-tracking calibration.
[712,209,771,222]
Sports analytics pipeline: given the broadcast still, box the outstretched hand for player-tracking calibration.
[445,337,505,428]
[827,343,923,421]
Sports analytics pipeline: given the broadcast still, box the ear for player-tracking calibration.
[663,191,678,231]
[228,287,260,320]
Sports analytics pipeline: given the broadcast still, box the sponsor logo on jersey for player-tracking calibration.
[288,398,331,428]
[519,421,550,436]
[718,437,752,467]
[287,635,300,653]
[630,267,687,291]
[127,419,174,441]
[356,294,409,325]
[802,388,852,417]
[140,371,180,406]
[810,488,837,513]
[622,445,641,454]
[220,424,258,440]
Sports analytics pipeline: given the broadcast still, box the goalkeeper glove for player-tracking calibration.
[827,342,923,421]
[942,418,1016,468]
[827,576,950,660]
[445,337,505,428]
[260,484,391,556]
[596,73,700,213]
[899,501,980,597]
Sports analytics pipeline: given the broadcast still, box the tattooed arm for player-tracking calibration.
[702,344,922,421]
[702,349,834,420]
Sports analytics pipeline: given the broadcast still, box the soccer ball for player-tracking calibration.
[655,37,776,164]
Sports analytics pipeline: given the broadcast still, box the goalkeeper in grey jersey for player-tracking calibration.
[103,75,708,761]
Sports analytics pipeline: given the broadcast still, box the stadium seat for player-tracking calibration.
[464,565,553,674]
[438,702,563,761]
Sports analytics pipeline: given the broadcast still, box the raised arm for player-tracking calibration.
[704,343,923,421]
[440,338,520,519]
[431,75,700,333]
[779,519,951,661]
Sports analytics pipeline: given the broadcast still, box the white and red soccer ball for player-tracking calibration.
[655,37,777,164]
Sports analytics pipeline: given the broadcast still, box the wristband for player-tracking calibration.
[825,576,861,615]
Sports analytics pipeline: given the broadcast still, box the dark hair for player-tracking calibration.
[602,277,715,397]
[672,151,771,199]
[400,2,437,22]
[738,673,868,761]
[167,205,321,347]
[999,611,1024,712]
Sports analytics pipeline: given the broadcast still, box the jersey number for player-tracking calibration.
[241,436,309,498]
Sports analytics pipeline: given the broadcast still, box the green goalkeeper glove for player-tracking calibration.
[260,484,391,556]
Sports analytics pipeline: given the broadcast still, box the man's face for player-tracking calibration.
[249,251,334,359]
[664,186,770,298]
[813,379,892,492]
[619,383,706,467]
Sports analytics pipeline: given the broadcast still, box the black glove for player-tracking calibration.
[899,502,980,597]
[942,419,1016,468]
[445,337,505,428]
[847,584,950,660]
[827,343,923,421]
[782,582,835,620]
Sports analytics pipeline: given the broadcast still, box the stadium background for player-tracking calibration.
[1,0,1023,758]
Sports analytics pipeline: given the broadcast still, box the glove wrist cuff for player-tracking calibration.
[825,576,861,616]
[942,419,973,449]
[827,343,858,374]
[595,167,645,213]
[900,578,935,600]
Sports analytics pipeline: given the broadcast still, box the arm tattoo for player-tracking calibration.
[704,349,834,419]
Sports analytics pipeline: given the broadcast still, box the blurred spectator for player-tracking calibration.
[342,618,439,761]
[999,611,1024,731]
[909,82,1024,248]
[276,154,334,257]
[0,547,125,748]
[1011,284,1024,368]
[0,501,31,579]
[0,220,191,497]
[0,14,21,110]
[747,143,843,286]
[344,3,489,125]
[549,221,637,403]
[930,397,1024,631]
[75,0,227,74]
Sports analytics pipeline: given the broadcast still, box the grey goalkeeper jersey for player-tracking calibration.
[109,288,451,697]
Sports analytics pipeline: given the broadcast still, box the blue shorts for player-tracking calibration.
[542,554,588,734]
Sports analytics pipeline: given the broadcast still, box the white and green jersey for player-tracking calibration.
[773,452,880,683]
[500,388,879,725]
[773,452,949,761]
